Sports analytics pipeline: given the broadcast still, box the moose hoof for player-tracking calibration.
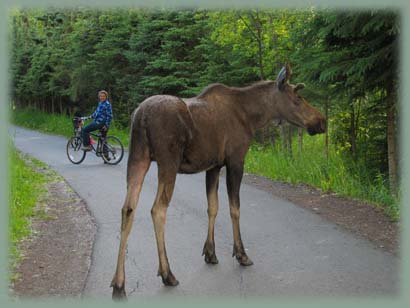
[202,242,218,265]
[112,284,127,301]
[236,255,254,266]
[161,271,179,287]
[204,254,219,264]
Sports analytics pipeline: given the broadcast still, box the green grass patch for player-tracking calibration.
[9,145,48,271]
[245,134,399,220]
[12,107,130,148]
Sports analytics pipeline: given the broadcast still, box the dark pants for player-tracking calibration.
[82,122,104,146]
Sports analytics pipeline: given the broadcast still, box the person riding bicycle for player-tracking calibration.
[82,90,113,151]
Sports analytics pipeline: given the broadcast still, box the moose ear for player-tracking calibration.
[294,83,305,92]
[276,66,287,91]
[276,63,292,91]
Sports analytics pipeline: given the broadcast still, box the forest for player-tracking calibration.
[9,8,400,215]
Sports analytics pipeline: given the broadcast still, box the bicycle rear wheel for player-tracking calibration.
[67,136,86,164]
[101,136,124,165]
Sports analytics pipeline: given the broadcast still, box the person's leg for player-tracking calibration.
[82,122,103,146]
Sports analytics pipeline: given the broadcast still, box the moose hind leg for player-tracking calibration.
[226,163,253,266]
[202,166,220,264]
[111,158,151,300]
[151,168,179,286]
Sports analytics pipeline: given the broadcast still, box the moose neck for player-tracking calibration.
[236,81,281,135]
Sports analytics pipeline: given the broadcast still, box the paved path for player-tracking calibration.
[12,126,399,298]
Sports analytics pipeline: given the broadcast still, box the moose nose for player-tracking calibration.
[307,118,326,136]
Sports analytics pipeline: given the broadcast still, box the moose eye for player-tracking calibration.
[294,95,302,105]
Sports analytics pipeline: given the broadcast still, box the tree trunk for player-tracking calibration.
[239,12,264,80]
[59,97,63,114]
[268,13,281,72]
[280,123,293,157]
[386,88,398,194]
[256,25,264,80]
[298,127,303,157]
[349,97,357,158]
[271,122,277,146]
[287,125,293,158]
[280,123,286,152]
[325,97,329,162]
[51,95,55,114]
[356,98,362,143]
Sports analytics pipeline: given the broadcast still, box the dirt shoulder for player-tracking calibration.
[10,165,97,298]
[242,173,400,255]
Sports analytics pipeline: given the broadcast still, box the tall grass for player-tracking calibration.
[9,145,47,268]
[12,108,130,148]
[245,134,399,220]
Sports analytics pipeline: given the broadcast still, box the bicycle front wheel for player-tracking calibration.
[102,136,124,165]
[67,137,86,164]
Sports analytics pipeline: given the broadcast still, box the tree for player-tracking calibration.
[10,8,399,194]
[290,9,399,192]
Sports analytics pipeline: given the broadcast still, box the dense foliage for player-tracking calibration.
[9,8,400,202]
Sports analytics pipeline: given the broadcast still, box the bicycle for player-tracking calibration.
[66,116,124,165]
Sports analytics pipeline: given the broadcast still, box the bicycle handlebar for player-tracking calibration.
[73,116,92,121]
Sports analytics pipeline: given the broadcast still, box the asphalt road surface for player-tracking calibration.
[12,126,399,298]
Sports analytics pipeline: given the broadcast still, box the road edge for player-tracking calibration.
[10,159,98,298]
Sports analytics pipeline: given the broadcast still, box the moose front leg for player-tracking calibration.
[202,166,221,264]
[226,162,253,266]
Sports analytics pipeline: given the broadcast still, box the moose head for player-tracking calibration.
[275,63,326,136]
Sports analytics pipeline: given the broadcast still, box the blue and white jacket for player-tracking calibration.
[92,100,113,127]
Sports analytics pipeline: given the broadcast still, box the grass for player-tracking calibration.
[12,107,130,148]
[9,144,48,273]
[245,135,399,220]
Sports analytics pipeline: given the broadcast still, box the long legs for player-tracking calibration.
[111,157,151,299]
[226,162,253,266]
[111,153,252,299]
[202,166,221,264]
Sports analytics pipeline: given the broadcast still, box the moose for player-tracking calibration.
[111,64,326,299]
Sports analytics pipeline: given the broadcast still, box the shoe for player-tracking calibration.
[82,145,92,151]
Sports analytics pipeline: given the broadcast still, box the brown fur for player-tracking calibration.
[111,66,326,300]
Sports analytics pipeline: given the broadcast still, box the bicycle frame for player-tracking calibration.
[89,131,107,157]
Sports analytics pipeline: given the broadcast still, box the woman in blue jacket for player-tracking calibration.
[82,90,113,151]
